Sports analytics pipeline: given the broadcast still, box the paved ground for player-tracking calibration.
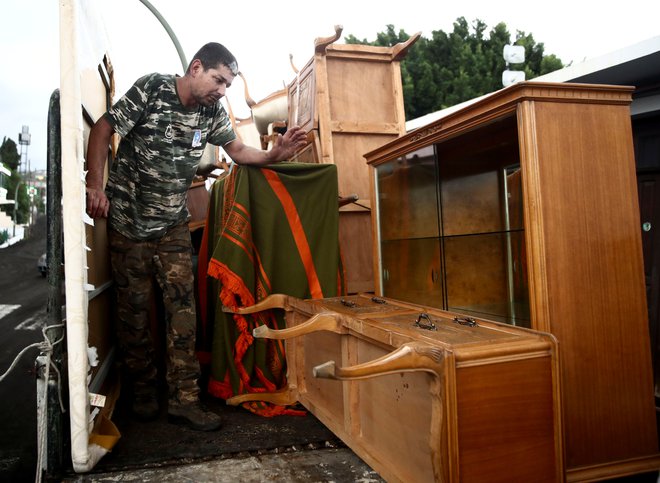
[0,214,48,483]
[86,390,355,473]
[64,447,382,482]
[56,374,384,482]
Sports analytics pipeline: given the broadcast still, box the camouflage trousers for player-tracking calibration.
[109,223,199,404]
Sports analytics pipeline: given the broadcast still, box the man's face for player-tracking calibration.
[191,62,236,107]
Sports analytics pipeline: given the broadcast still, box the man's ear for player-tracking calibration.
[189,59,203,77]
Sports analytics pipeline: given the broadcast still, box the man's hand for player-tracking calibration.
[222,125,309,166]
[86,187,109,218]
[269,126,308,162]
[85,116,114,218]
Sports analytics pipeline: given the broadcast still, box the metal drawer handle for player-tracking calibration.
[413,313,437,331]
[453,316,477,327]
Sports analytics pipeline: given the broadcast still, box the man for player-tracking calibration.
[85,42,306,431]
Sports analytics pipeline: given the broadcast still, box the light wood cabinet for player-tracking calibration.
[288,26,418,293]
[227,293,563,482]
[365,82,660,481]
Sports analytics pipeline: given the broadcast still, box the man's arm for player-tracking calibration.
[85,116,115,218]
[222,125,307,166]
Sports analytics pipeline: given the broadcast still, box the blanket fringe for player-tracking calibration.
[206,259,297,417]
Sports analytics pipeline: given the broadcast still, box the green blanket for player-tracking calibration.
[198,162,344,416]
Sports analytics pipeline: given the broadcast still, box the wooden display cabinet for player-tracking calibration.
[227,293,563,482]
[287,26,419,293]
[365,81,660,481]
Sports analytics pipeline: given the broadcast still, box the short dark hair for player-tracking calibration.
[187,42,238,75]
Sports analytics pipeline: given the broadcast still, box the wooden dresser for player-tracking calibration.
[287,26,419,294]
[365,81,660,481]
[227,293,563,482]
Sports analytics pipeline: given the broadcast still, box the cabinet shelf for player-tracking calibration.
[380,228,525,243]
[441,228,525,239]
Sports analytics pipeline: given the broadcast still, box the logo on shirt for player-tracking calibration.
[192,129,202,147]
[164,124,173,142]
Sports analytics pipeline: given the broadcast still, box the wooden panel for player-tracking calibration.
[309,294,415,319]
[526,100,657,468]
[290,130,321,164]
[456,357,558,482]
[85,217,111,286]
[365,311,522,346]
[339,211,373,294]
[87,289,115,379]
[356,341,436,483]
[333,132,399,201]
[299,331,345,423]
[287,60,316,132]
[186,181,209,232]
[326,57,399,125]
[84,212,113,384]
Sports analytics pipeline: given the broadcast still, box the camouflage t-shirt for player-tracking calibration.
[104,73,236,240]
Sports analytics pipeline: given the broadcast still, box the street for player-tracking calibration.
[0,214,48,482]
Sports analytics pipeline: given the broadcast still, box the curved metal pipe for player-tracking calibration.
[138,0,188,72]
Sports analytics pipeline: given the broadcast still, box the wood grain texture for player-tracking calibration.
[527,100,656,469]
[287,35,416,294]
[250,295,563,482]
[366,82,660,480]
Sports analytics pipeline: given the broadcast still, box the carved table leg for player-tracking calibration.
[314,341,447,483]
[253,312,345,339]
[226,387,298,407]
[222,296,348,408]
[222,293,290,314]
[313,341,445,379]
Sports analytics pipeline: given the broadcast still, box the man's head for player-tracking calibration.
[187,42,239,76]
[186,42,239,107]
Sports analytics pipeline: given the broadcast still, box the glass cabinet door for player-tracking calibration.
[374,115,530,326]
[375,145,443,308]
[437,115,529,326]
[381,238,443,309]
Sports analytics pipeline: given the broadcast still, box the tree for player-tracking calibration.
[346,18,565,120]
[0,137,20,171]
[0,137,29,224]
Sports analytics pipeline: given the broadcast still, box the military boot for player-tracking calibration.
[132,384,159,421]
[168,400,222,431]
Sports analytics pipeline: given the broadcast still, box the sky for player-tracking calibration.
[1,0,659,173]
